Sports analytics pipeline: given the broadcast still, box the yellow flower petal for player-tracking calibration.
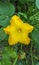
[19,32,30,45]
[4,15,34,45]
[22,23,34,33]
[23,37,30,45]
[8,33,19,45]
[4,25,16,34]
[10,15,23,27]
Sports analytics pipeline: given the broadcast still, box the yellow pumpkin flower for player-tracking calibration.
[4,15,34,45]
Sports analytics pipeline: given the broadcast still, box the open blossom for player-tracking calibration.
[4,15,34,45]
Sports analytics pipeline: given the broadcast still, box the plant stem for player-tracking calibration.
[30,41,34,65]
[13,56,18,65]
[21,44,22,50]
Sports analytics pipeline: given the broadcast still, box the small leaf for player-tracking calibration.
[18,12,27,20]
[20,51,26,59]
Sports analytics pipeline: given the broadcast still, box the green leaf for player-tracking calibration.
[31,28,39,49]
[0,16,11,27]
[2,46,17,65]
[0,28,7,41]
[36,0,39,9]
[3,46,17,58]
[2,56,11,65]
[0,2,15,16]
[0,15,6,21]
[36,63,39,65]
[0,62,1,65]
[20,51,26,59]
[18,12,27,20]
[17,12,27,22]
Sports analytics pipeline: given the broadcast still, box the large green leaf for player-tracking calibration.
[31,28,39,49]
[36,63,39,65]
[0,16,11,27]
[0,2,15,16]
[0,15,7,21]
[36,0,39,9]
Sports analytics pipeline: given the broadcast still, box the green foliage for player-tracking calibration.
[31,28,39,49]
[3,46,17,58]
[29,12,39,21]
[19,0,27,4]
[0,0,39,65]
[29,11,39,50]
[17,12,27,22]
[2,46,17,65]
[0,1,15,42]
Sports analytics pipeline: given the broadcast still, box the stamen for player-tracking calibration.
[18,28,22,32]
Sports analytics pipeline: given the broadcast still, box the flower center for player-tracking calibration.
[18,28,22,32]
